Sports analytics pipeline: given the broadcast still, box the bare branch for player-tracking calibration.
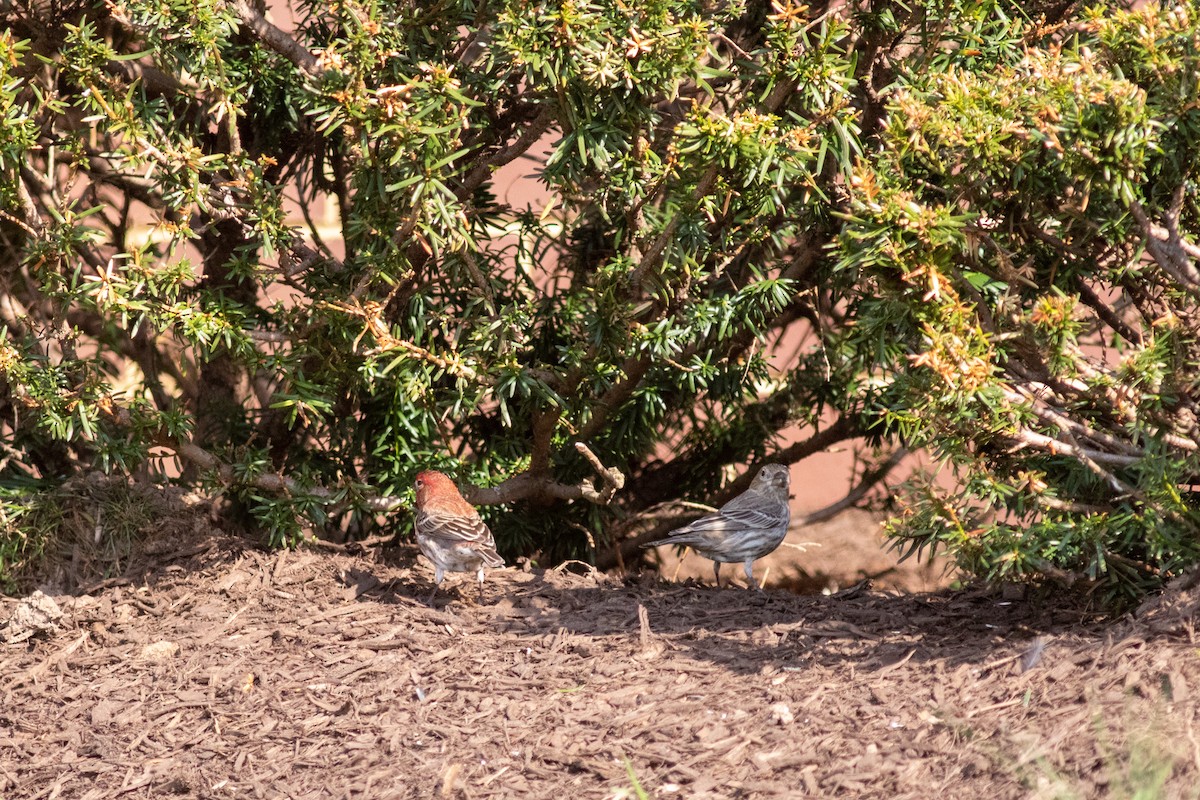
[457,107,556,202]
[229,0,324,78]
[1073,276,1144,347]
[1009,428,1140,469]
[715,416,860,503]
[800,448,907,525]
[104,58,196,96]
[13,169,46,235]
[571,441,627,504]
[1006,386,1140,457]
[465,442,626,506]
[1129,199,1200,298]
[1037,496,1113,514]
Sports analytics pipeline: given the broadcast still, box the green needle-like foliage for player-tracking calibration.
[2,0,1199,605]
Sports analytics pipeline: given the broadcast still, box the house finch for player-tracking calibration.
[413,470,504,597]
[642,463,791,590]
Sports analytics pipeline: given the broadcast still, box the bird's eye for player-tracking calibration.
[415,479,424,488]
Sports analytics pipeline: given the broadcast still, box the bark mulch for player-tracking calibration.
[1,530,1198,799]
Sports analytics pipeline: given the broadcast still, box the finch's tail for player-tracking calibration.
[641,534,699,550]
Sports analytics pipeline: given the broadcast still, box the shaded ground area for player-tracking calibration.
[2,520,1199,800]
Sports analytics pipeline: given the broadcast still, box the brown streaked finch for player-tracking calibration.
[413,470,504,598]
[642,463,791,590]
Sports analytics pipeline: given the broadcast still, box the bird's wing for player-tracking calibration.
[642,488,789,549]
[417,508,489,544]
[416,508,504,566]
[662,506,782,537]
[722,486,790,524]
[689,504,787,532]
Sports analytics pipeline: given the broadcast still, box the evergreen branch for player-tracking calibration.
[628,164,719,293]
[458,249,497,314]
[88,400,376,507]
[350,107,555,301]
[628,67,800,297]
[320,299,483,382]
[721,234,825,363]
[1009,364,1200,457]
[717,415,859,503]
[575,356,654,443]
[0,289,30,338]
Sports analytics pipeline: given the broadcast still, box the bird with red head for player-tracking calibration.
[413,470,504,599]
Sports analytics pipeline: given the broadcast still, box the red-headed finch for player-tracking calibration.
[642,463,791,590]
[413,470,504,597]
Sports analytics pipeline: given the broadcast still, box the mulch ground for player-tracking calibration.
[2,527,1199,800]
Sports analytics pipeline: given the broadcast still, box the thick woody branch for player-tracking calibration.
[1073,276,1144,347]
[98,399,622,517]
[1129,199,1200,298]
[1009,428,1140,468]
[104,58,196,97]
[457,107,556,202]
[177,438,405,513]
[13,168,47,235]
[91,401,403,512]
[230,0,324,78]
[465,443,625,506]
[576,356,653,443]
[176,441,322,499]
[175,440,405,512]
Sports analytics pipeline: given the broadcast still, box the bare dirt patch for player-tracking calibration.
[2,519,1199,800]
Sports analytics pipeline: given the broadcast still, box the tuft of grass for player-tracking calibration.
[1018,702,1200,800]
[0,473,178,593]
[1093,711,1196,800]
[606,758,650,800]
[0,479,63,594]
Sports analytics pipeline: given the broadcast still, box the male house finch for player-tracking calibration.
[413,470,504,596]
[642,463,791,590]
